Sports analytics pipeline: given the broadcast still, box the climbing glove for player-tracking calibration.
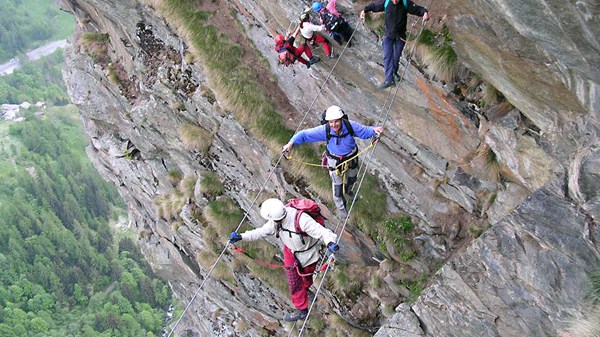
[327,242,339,255]
[229,232,242,244]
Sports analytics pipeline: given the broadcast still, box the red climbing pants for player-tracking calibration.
[311,34,332,56]
[291,44,313,65]
[283,245,317,310]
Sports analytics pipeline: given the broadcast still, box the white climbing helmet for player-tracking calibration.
[324,105,344,121]
[260,198,287,221]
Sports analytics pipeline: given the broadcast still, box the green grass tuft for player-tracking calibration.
[415,29,436,46]
[200,171,224,198]
[566,269,600,337]
[426,44,458,83]
[179,124,213,154]
[204,197,243,239]
[167,169,183,186]
[179,174,197,198]
[588,269,600,305]
[352,175,387,234]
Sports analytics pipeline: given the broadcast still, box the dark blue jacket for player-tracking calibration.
[364,0,428,39]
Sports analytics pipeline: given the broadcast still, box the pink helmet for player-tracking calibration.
[274,34,285,46]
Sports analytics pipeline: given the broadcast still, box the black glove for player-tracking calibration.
[327,242,339,255]
[229,232,242,244]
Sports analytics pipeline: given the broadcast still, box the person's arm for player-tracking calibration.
[326,0,341,17]
[287,36,296,47]
[349,121,383,139]
[407,0,429,19]
[309,22,327,34]
[291,24,302,39]
[240,221,276,241]
[282,125,328,152]
[360,0,385,22]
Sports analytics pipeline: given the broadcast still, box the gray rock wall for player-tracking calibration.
[60,0,599,335]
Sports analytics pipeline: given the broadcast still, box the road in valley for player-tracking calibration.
[0,39,67,75]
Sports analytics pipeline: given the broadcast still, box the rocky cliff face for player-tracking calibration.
[60,0,599,336]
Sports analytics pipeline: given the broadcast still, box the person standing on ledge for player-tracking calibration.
[360,0,430,89]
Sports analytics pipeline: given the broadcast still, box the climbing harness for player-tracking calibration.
[231,244,333,277]
[284,142,374,170]
[284,141,376,198]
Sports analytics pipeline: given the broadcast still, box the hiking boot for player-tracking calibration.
[378,80,395,89]
[283,309,308,322]
[339,208,348,219]
[309,56,321,65]
[305,62,311,69]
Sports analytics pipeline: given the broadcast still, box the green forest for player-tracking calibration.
[0,1,176,336]
[0,51,70,105]
[0,0,74,62]
[0,108,174,336]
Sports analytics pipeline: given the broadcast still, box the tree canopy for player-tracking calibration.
[0,0,74,62]
[0,109,173,336]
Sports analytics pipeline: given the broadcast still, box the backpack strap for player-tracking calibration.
[293,210,307,245]
[385,0,408,10]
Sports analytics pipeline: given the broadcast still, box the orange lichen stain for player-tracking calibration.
[415,77,477,157]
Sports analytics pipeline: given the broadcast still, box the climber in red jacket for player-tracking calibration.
[274,34,321,68]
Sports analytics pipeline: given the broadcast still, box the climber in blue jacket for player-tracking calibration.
[282,105,383,218]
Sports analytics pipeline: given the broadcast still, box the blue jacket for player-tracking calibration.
[290,121,378,156]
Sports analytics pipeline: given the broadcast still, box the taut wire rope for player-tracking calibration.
[169,7,357,337]
[354,10,428,189]
[167,154,286,337]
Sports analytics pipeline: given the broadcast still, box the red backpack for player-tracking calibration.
[276,44,296,66]
[280,198,326,244]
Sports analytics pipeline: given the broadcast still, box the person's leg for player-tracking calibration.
[382,37,394,84]
[283,246,308,310]
[291,46,309,65]
[344,158,358,195]
[314,34,331,56]
[297,44,313,60]
[327,156,347,216]
[391,38,406,79]
[300,262,317,303]
[340,22,353,45]
[332,32,343,45]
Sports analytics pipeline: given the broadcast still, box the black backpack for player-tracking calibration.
[321,12,344,32]
[321,110,355,143]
